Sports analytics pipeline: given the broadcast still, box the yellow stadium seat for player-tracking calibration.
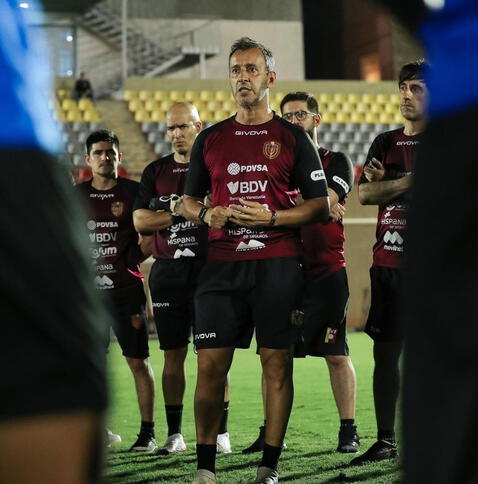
[273,92,285,103]
[83,110,101,122]
[222,100,235,112]
[341,102,354,113]
[169,90,183,101]
[199,91,214,102]
[364,112,380,123]
[54,110,67,122]
[370,103,384,114]
[135,110,151,122]
[78,98,94,111]
[361,93,376,104]
[356,102,369,113]
[61,99,76,111]
[123,90,138,101]
[199,110,213,122]
[332,93,347,103]
[347,93,360,103]
[128,99,143,112]
[320,112,335,123]
[57,89,69,100]
[154,90,168,101]
[159,100,173,111]
[393,112,403,123]
[205,100,219,112]
[144,99,159,112]
[184,91,199,102]
[325,102,340,113]
[384,103,396,114]
[215,91,230,102]
[349,112,366,123]
[335,112,350,123]
[66,110,83,122]
[390,93,400,104]
[213,110,228,122]
[318,93,333,104]
[376,93,389,104]
[138,90,153,101]
[151,110,166,122]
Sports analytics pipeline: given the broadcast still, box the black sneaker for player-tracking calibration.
[129,432,157,452]
[242,426,265,454]
[349,440,397,465]
[337,424,360,453]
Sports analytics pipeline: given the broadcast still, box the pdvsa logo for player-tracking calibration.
[227,162,268,175]
[227,180,268,194]
[87,220,118,230]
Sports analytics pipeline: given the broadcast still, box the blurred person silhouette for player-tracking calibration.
[73,71,94,100]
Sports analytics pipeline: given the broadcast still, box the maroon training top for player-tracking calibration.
[359,127,421,269]
[185,114,329,261]
[76,177,144,290]
[134,153,208,260]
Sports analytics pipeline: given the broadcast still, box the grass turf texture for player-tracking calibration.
[106,331,401,483]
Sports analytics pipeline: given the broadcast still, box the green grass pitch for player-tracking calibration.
[106,331,401,483]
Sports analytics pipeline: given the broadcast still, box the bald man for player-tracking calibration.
[134,103,231,455]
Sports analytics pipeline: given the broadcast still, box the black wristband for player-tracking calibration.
[269,210,277,226]
[198,207,209,224]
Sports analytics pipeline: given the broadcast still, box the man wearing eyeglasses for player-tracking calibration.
[243,92,358,456]
[133,102,232,458]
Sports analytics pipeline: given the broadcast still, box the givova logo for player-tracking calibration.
[227,180,268,194]
[195,332,217,340]
[173,248,196,258]
[94,275,114,287]
[383,231,404,245]
[236,239,265,251]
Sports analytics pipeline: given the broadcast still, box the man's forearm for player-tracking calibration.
[358,176,412,205]
[273,197,330,226]
[133,208,174,232]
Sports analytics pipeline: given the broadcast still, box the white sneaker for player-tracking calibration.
[192,469,216,484]
[216,432,232,454]
[255,466,279,484]
[157,432,187,455]
[106,428,122,447]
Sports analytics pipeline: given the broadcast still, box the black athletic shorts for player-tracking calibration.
[365,265,403,342]
[296,267,350,357]
[149,258,205,350]
[194,257,303,350]
[103,284,149,359]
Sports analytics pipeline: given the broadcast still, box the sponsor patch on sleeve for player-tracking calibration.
[332,175,350,193]
[311,169,325,181]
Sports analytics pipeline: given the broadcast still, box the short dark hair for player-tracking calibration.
[85,129,119,154]
[280,91,319,115]
[229,37,275,72]
[398,60,429,85]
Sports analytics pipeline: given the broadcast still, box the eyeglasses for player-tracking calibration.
[282,110,317,122]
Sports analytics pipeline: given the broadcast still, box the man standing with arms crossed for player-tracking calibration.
[183,38,330,484]
[351,61,428,465]
[76,130,157,452]
[244,91,359,455]
[133,102,232,455]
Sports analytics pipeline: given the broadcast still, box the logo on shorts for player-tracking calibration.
[324,327,338,344]
[152,302,170,308]
[236,239,265,251]
[195,332,217,340]
[263,141,280,159]
[94,275,114,287]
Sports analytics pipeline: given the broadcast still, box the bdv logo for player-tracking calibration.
[227,180,268,194]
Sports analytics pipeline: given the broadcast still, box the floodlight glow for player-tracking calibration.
[19,2,29,8]
[66,35,73,42]
[424,0,445,10]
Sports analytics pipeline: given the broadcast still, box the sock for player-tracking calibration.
[260,443,282,470]
[218,401,229,434]
[340,419,355,427]
[377,429,396,444]
[165,404,183,436]
[140,420,154,437]
[196,444,217,474]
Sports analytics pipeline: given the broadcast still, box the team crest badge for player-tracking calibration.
[263,141,280,159]
[111,201,124,217]
[324,327,338,344]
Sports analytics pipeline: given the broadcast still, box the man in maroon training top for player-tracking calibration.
[76,130,157,452]
[351,61,428,465]
[133,102,232,456]
[244,91,359,456]
[183,38,330,484]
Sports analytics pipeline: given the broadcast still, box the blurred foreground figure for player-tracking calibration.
[376,1,478,482]
[0,1,108,483]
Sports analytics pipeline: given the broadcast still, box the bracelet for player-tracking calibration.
[198,206,209,224]
[269,210,277,226]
